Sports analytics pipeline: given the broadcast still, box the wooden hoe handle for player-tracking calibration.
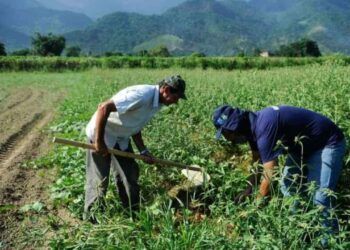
[52,137,202,171]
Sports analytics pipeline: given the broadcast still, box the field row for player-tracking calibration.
[0,55,350,72]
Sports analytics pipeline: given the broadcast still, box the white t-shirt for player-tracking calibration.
[86,85,162,150]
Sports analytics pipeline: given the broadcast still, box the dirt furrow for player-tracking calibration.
[0,112,55,248]
[0,110,52,193]
[5,90,33,110]
[0,87,63,248]
[0,113,42,162]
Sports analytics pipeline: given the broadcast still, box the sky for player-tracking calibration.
[35,0,187,18]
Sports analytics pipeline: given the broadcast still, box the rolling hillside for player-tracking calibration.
[65,0,350,55]
[2,0,350,54]
[0,0,92,50]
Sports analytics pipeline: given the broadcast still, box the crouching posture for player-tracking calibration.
[213,105,346,234]
[84,75,186,218]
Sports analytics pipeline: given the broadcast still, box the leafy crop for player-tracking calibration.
[1,64,349,249]
[1,55,350,72]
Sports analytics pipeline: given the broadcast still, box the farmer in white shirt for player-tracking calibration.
[84,75,186,217]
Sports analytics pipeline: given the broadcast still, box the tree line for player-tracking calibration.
[0,33,322,58]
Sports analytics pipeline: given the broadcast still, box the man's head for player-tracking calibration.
[212,105,249,144]
[159,75,186,106]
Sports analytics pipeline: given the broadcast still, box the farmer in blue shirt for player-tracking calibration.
[213,105,346,233]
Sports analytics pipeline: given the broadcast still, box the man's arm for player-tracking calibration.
[131,131,147,153]
[234,150,261,204]
[132,131,155,164]
[94,100,117,156]
[258,160,276,198]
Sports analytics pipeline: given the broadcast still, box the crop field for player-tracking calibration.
[0,63,350,249]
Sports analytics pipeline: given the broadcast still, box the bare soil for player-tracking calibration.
[0,87,72,249]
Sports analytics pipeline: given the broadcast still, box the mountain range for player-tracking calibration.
[0,0,92,51]
[64,0,350,55]
[1,0,350,55]
[35,0,187,18]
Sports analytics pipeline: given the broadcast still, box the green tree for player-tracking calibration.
[31,33,66,56]
[302,39,321,57]
[149,45,170,57]
[65,46,81,57]
[253,48,262,56]
[136,50,149,57]
[104,51,123,57]
[190,52,206,57]
[10,49,32,56]
[0,42,6,56]
[276,39,321,57]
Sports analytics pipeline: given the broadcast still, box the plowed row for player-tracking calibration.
[0,88,62,247]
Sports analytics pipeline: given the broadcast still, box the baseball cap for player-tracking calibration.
[164,75,187,99]
[212,105,246,139]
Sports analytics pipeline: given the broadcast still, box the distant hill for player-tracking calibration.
[65,0,350,55]
[65,12,165,54]
[250,0,350,54]
[36,0,187,18]
[2,0,350,55]
[65,0,269,55]
[0,0,92,50]
[0,25,30,51]
[133,35,184,53]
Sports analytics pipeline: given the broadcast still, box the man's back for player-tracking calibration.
[253,106,344,163]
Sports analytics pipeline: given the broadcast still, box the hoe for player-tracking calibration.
[52,137,210,187]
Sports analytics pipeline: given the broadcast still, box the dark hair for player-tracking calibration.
[159,81,180,94]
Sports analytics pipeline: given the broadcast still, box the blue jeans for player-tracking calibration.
[280,139,346,231]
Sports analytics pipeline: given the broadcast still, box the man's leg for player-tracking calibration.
[112,143,140,211]
[306,139,346,231]
[84,144,111,216]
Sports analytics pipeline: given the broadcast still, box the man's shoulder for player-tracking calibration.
[122,84,155,93]
[256,107,279,124]
[114,84,155,99]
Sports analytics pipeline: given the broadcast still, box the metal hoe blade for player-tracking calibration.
[181,165,211,186]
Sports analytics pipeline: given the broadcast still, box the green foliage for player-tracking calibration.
[104,51,123,57]
[2,65,346,248]
[149,45,171,57]
[276,39,322,57]
[133,34,184,53]
[0,42,6,56]
[20,201,45,213]
[135,50,149,57]
[31,33,66,56]
[10,48,32,56]
[65,46,81,57]
[2,55,350,72]
[190,52,206,57]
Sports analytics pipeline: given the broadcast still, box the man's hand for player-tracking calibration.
[140,149,155,164]
[234,186,253,204]
[94,140,109,157]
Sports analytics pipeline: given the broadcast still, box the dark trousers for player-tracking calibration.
[84,140,140,215]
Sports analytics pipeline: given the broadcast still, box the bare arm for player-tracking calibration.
[258,160,276,198]
[234,150,261,204]
[131,131,147,152]
[94,100,117,155]
[132,131,155,164]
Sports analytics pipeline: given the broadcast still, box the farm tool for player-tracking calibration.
[52,137,210,186]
